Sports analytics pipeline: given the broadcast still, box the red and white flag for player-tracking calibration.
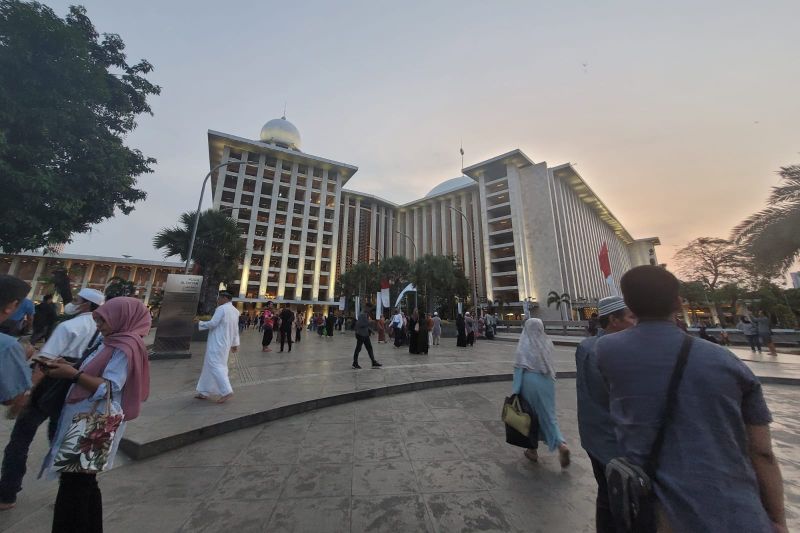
[598,242,618,295]
[380,279,391,308]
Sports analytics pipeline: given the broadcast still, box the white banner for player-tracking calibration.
[338,296,346,311]
[376,292,382,318]
[605,276,618,296]
[394,283,417,309]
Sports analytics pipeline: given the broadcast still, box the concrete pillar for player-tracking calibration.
[327,174,344,301]
[369,202,378,262]
[238,153,265,298]
[143,268,158,305]
[258,156,283,300]
[293,165,314,301]
[352,197,362,264]
[311,169,329,300]
[7,257,20,276]
[440,199,449,255]
[81,263,95,289]
[431,202,438,255]
[276,160,297,300]
[28,258,47,299]
[339,194,351,275]
[421,205,429,254]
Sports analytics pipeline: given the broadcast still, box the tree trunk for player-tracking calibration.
[199,274,220,315]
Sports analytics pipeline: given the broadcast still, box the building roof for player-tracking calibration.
[208,130,359,185]
[2,251,184,268]
[424,176,474,198]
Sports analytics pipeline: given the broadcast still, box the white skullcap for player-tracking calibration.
[78,288,105,306]
[598,296,626,317]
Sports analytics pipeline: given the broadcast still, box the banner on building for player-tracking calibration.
[151,274,203,359]
[338,296,346,311]
[598,242,618,296]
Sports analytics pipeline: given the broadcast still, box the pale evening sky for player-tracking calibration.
[52,0,800,272]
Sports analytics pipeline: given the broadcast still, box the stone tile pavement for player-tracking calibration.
[2,380,798,532]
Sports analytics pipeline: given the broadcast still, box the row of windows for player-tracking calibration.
[223,173,337,195]
[226,151,340,181]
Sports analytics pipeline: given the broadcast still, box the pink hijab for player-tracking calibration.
[66,297,152,421]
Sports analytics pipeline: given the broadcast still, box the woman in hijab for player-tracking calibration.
[326,312,335,339]
[512,318,570,467]
[377,314,387,343]
[39,297,151,532]
[465,312,475,346]
[417,312,429,355]
[456,313,467,347]
[408,309,419,354]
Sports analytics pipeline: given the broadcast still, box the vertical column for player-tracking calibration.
[440,200,449,255]
[212,146,231,207]
[351,197,362,265]
[413,207,421,260]
[470,188,484,300]
[293,166,314,300]
[81,263,95,289]
[258,158,281,299]
[404,210,412,260]
[239,153,265,298]
[369,202,378,262]
[311,169,329,300]
[7,257,20,276]
[378,206,386,259]
[387,209,394,257]
[431,202,439,255]
[276,160,297,300]
[477,176,495,302]
[28,258,47,299]
[460,194,471,285]
[339,194,351,275]
[143,267,157,305]
[421,205,429,254]
[450,197,459,264]
[327,175,344,301]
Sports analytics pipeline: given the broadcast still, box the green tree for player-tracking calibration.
[0,2,160,252]
[153,210,244,314]
[732,164,800,273]
[104,276,135,300]
[711,282,746,326]
[673,237,746,291]
[336,262,380,306]
[410,254,469,316]
[378,255,412,306]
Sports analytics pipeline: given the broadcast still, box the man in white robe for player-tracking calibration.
[195,292,240,403]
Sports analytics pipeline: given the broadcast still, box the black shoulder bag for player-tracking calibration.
[605,335,693,533]
[30,329,101,419]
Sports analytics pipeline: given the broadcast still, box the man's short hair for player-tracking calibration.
[43,294,53,302]
[0,275,31,309]
[218,291,233,300]
[598,308,628,329]
[620,265,680,319]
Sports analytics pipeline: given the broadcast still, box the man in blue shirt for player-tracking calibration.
[597,266,786,533]
[0,276,32,405]
[575,295,636,533]
[0,297,34,337]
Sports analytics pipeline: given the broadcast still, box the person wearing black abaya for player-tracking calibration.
[326,312,335,338]
[408,309,419,354]
[456,313,467,347]
[418,312,429,355]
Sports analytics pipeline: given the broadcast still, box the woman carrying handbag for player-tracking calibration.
[38,297,151,533]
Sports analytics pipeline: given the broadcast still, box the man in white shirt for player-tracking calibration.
[0,287,105,510]
[195,292,240,404]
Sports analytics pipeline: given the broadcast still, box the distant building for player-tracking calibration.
[791,272,800,289]
[208,117,660,318]
[0,252,183,305]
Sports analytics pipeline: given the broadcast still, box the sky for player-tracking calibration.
[50,0,800,273]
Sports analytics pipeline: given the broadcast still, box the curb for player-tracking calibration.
[120,370,576,460]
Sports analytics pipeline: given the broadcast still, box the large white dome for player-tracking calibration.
[259,117,301,150]
[425,176,474,198]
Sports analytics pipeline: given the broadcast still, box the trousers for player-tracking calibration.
[353,335,376,364]
[589,454,617,533]
[280,329,293,351]
[0,403,59,504]
[261,328,273,347]
[53,472,103,533]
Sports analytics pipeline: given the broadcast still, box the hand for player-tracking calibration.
[43,362,79,380]
[231,346,239,353]
[24,344,36,360]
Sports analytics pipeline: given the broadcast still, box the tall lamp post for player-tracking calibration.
[395,231,418,310]
[448,206,479,316]
[185,160,258,274]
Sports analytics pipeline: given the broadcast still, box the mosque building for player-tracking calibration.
[207,117,659,319]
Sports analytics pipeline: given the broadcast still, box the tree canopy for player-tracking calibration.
[154,210,244,314]
[673,237,746,291]
[0,1,160,252]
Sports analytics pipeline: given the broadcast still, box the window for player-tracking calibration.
[298,164,307,175]
[304,259,315,271]
[224,176,238,189]
[313,167,322,177]
[276,200,288,213]
[289,244,300,255]
[309,206,319,218]
[240,195,253,206]
[291,217,303,229]
[294,190,305,202]
[287,258,299,270]
[290,230,301,242]
[278,186,290,199]
[229,150,242,161]
[266,156,277,168]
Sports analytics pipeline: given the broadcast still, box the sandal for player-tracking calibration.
[558,446,571,468]
[524,449,538,463]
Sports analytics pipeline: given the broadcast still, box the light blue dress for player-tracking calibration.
[512,367,565,451]
[39,345,128,480]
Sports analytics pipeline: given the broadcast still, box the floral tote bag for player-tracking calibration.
[53,380,124,473]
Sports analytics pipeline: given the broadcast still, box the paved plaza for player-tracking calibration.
[0,330,799,532]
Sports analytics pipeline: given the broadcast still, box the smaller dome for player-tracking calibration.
[425,176,474,198]
[259,117,301,150]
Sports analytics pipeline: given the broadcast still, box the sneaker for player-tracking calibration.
[372,361,382,368]
[352,363,362,369]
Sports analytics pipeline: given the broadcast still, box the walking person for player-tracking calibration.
[0,275,32,410]
[279,305,294,353]
[408,309,420,354]
[574,296,636,532]
[352,308,382,369]
[418,312,430,355]
[195,292,239,403]
[390,309,403,348]
[456,313,467,347]
[597,266,786,533]
[326,312,335,339]
[465,312,475,346]
[755,310,778,356]
[37,296,151,533]
[513,318,570,466]
[431,312,442,346]
[737,315,761,353]
[30,294,57,344]
[376,314,387,343]
[261,302,275,352]
[0,288,105,511]
[295,311,303,343]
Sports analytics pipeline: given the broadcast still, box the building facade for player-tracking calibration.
[0,252,183,306]
[209,118,659,319]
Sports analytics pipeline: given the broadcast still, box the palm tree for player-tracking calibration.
[153,209,244,314]
[547,290,572,320]
[732,164,800,273]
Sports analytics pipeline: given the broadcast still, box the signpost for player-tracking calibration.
[150,274,203,360]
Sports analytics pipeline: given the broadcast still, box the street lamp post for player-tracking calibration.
[364,245,383,263]
[448,206,479,316]
[184,160,258,274]
[395,231,418,310]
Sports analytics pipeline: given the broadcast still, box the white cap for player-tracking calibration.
[598,296,626,317]
[78,288,105,306]
[434,312,438,316]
